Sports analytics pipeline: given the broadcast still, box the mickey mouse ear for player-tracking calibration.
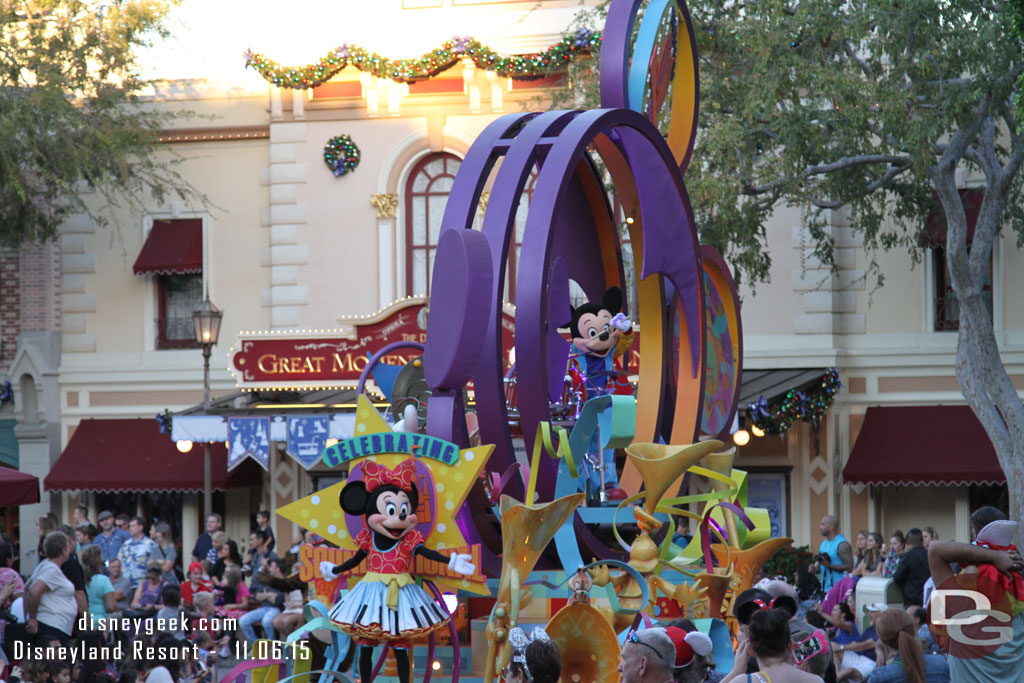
[530,627,551,643]
[508,627,530,651]
[684,631,713,657]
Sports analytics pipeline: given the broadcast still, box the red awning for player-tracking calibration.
[44,419,261,493]
[132,219,202,275]
[0,467,39,506]
[843,405,1004,486]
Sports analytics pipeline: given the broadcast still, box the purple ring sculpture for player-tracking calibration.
[424,0,714,563]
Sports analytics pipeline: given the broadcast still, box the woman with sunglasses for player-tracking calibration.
[723,608,824,682]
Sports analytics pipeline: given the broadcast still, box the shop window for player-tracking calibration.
[923,189,993,332]
[932,247,993,331]
[157,273,203,349]
[132,218,204,349]
[405,153,462,297]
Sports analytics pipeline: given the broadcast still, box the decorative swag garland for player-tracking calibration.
[244,29,602,90]
[747,368,841,435]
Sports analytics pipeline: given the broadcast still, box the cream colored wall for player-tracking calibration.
[879,485,970,543]
[736,202,804,340]
[862,248,924,336]
[294,114,495,324]
[1001,233,1024,332]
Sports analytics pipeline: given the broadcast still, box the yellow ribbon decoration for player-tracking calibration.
[362,571,415,612]
[526,422,578,504]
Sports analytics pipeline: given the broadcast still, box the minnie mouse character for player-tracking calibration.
[566,286,634,500]
[319,458,475,683]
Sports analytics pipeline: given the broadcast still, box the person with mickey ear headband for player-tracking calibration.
[502,627,562,683]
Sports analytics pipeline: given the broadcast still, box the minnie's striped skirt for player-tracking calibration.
[329,573,450,646]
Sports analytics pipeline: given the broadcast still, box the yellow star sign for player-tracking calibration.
[277,395,493,557]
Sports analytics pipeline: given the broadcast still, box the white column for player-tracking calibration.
[225,489,250,550]
[15,423,49,572]
[371,195,399,309]
[954,487,970,542]
[181,494,199,563]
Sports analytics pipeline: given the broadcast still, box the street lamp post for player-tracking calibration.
[192,297,223,518]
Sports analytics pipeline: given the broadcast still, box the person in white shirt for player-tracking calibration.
[25,531,77,645]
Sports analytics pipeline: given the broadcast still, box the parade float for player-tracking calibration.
[225,0,795,681]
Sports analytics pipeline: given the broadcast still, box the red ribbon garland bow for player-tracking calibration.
[751,598,779,611]
[972,542,1024,603]
[362,458,417,493]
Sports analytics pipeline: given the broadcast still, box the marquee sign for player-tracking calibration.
[228,297,516,390]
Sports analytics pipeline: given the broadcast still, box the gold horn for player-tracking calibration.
[711,537,794,618]
[547,602,621,683]
[700,446,737,479]
[694,570,734,619]
[626,441,724,522]
[485,493,585,683]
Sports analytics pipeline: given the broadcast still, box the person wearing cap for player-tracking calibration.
[95,510,129,563]
[181,561,214,609]
[663,625,714,683]
[619,627,677,683]
[927,513,1024,682]
[891,529,930,607]
[866,608,949,683]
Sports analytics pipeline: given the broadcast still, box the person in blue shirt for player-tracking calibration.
[867,608,949,683]
[94,510,129,563]
[812,516,854,595]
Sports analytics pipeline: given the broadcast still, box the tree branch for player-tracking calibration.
[801,163,910,209]
[843,41,873,78]
[805,155,908,176]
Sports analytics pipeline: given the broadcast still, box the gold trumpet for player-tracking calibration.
[484,493,584,683]
[591,441,723,630]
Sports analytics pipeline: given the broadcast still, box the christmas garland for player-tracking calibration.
[244,29,601,90]
[747,368,841,435]
[324,135,360,177]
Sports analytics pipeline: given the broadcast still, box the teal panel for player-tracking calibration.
[0,420,18,468]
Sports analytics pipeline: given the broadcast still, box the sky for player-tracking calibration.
[138,0,592,88]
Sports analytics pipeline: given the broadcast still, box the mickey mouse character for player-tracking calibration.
[566,286,634,500]
[319,458,475,683]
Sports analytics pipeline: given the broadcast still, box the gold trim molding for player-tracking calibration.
[370,193,399,218]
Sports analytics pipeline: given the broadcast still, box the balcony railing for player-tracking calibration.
[156,317,200,349]
[934,292,992,332]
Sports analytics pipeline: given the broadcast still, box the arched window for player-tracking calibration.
[405,152,461,297]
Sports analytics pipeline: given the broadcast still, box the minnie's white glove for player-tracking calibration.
[610,312,632,332]
[319,561,340,578]
[448,553,475,575]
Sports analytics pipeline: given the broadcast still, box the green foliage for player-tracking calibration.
[0,0,200,247]
[547,0,1024,289]
[761,543,812,584]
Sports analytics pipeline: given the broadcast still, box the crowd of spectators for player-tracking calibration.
[3,503,1022,683]
[0,508,311,682]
